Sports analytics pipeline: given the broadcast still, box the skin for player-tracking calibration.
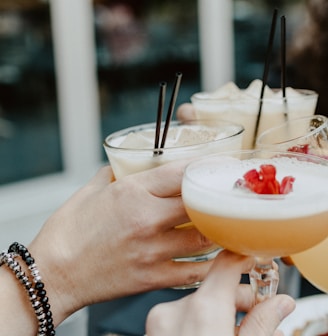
[0,161,213,335]
[176,102,196,121]
[0,104,295,335]
[146,103,297,335]
[147,250,296,336]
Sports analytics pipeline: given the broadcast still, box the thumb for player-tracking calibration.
[239,294,295,336]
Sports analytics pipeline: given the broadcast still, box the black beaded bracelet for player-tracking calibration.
[0,251,38,307]
[0,242,55,336]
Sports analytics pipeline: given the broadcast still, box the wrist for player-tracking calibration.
[5,243,56,335]
[28,236,79,326]
[0,264,38,335]
[28,211,101,325]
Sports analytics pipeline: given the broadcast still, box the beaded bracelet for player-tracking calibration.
[0,242,55,336]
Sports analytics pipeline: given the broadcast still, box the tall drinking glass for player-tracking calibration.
[103,119,244,289]
[182,149,328,302]
[104,119,244,179]
[191,81,318,149]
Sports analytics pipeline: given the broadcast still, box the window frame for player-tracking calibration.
[0,0,103,247]
[0,0,234,248]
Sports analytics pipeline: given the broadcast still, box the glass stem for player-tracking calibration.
[249,257,279,304]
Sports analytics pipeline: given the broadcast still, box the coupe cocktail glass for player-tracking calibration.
[256,116,328,294]
[182,149,328,302]
[290,237,328,294]
[103,119,244,279]
[256,114,328,158]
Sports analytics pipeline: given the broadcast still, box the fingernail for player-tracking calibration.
[277,295,296,320]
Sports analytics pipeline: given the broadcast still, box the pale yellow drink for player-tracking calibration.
[191,80,318,149]
[104,119,244,261]
[290,237,328,293]
[104,120,243,179]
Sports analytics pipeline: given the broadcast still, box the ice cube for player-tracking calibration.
[244,79,275,98]
[271,87,303,100]
[173,127,218,147]
[212,81,241,99]
[160,128,179,147]
[285,87,303,97]
[119,131,155,149]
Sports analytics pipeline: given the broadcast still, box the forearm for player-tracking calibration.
[0,163,215,334]
[0,266,38,335]
[28,225,85,327]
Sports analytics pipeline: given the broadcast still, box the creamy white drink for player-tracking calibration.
[191,80,318,149]
[104,120,244,179]
[103,119,244,268]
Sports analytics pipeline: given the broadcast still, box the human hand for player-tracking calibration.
[146,250,295,336]
[176,102,196,121]
[29,160,213,326]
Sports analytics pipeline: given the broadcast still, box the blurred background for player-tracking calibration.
[0,0,325,335]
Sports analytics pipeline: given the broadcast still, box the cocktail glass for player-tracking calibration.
[191,81,318,149]
[104,119,244,180]
[103,119,244,289]
[256,115,328,294]
[182,149,328,302]
[289,237,328,294]
[256,114,328,159]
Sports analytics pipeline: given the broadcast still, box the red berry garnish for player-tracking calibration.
[287,144,309,154]
[236,164,295,195]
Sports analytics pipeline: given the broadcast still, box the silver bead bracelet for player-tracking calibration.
[0,242,55,336]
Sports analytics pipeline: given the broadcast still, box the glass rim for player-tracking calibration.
[191,88,318,103]
[256,114,328,147]
[183,149,328,199]
[103,119,245,152]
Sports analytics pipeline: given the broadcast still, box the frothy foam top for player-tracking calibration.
[199,79,303,101]
[111,124,239,149]
[183,156,328,220]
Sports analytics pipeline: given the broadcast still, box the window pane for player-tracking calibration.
[93,0,200,144]
[234,0,306,87]
[0,2,61,185]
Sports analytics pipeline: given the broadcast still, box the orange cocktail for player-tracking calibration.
[182,150,328,302]
[290,237,328,294]
[185,210,328,259]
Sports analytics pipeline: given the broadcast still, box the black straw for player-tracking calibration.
[154,82,166,155]
[280,15,288,118]
[160,72,183,149]
[252,8,278,148]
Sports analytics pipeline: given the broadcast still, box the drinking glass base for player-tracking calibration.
[172,248,221,290]
[250,258,279,304]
